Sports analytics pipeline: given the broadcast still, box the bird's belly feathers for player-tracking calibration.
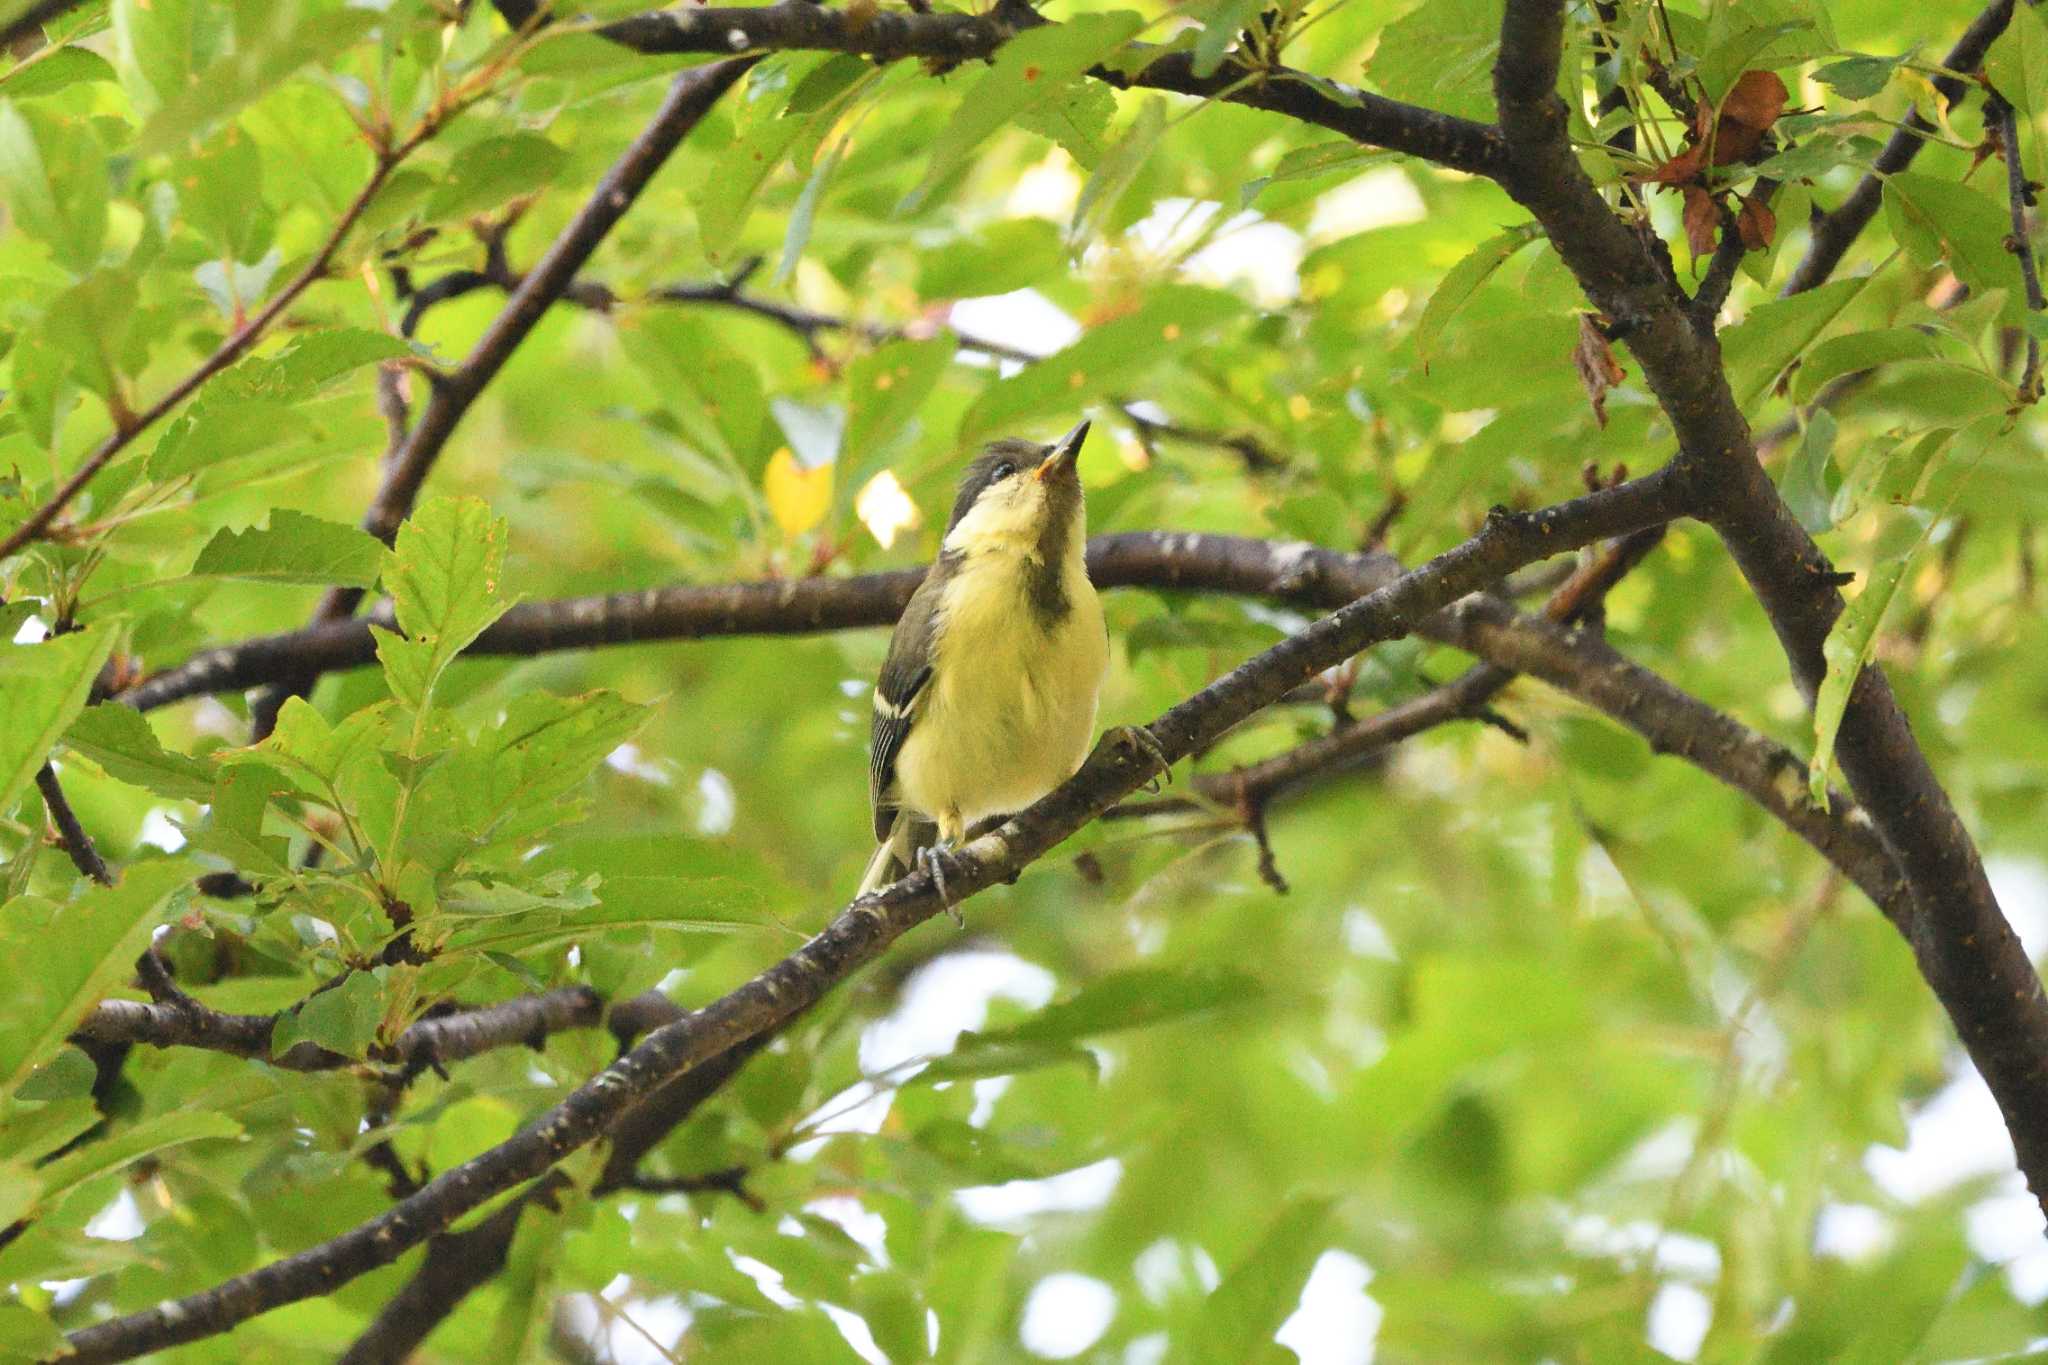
[894,555,1107,834]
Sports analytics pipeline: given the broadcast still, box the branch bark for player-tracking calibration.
[1783,0,2020,297]
[0,153,405,562]
[527,0,1508,175]
[59,472,1683,1363]
[1491,0,2048,1214]
[72,985,683,1075]
[249,56,757,738]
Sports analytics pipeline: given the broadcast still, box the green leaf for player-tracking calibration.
[0,860,193,1097]
[184,763,293,878]
[1367,0,1497,122]
[695,85,813,265]
[382,497,515,709]
[1014,76,1118,170]
[271,969,384,1059]
[902,12,1146,212]
[1697,20,1809,101]
[777,133,844,285]
[0,625,118,819]
[1188,1198,1334,1365]
[1413,227,1540,368]
[445,876,778,955]
[1987,2,2048,179]
[147,396,296,479]
[962,285,1243,439]
[1810,508,1941,805]
[0,47,118,101]
[843,338,955,470]
[1791,327,1946,404]
[1070,95,1167,249]
[13,1045,96,1101]
[909,1039,1100,1086]
[1812,53,1902,100]
[190,509,385,587]
[1189,0,1263,77]
[1779,409,1837,534]
[0,100,106,274]
[35,1109,242,1202]
[1883,173,2022,319]
[397,690,651,873]
[918,218,1064,299]
[1722,276,1869,407]
[426,133,567,222]
[136,6,380,153]
[63,705,215,802]
[183,125,271,262]
[0,1303,66,1361]
[977,967,1260,1047]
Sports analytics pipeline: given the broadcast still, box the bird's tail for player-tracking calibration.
[857,811,930,896]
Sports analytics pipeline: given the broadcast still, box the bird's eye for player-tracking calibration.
[990,460,1017,481]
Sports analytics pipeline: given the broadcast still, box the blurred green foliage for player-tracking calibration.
[1,0,2045,1359]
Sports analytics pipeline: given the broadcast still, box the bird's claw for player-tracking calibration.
[1109,725,1172,794]
[916,842,965,928]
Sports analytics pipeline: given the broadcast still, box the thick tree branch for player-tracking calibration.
[73,986,683,1075]
[1124,526,1667,818]
[0,0,82,51]
[1432,595,1908,923]
[1490,0,2048,1214]
[536,0,1508,176]
[1784,0,2020,297]
[121,531,1551,711]
[60,473,1683,1363]
[334,1025,773,1365]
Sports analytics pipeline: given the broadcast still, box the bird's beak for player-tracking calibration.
[1035,419,1091,482]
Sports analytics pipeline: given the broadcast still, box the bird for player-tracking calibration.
[857,418,1156,909]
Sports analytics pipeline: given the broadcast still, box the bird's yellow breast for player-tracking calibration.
[892,547,1107,842]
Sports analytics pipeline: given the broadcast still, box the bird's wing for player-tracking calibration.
[869,566,950,842]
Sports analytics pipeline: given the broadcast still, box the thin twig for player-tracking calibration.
[0,150,410,561]
[34,763,112,885]
[1991,92,2046,398]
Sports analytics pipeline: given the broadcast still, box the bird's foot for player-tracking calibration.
[916,841,965,928]
[1106,725,1173,793]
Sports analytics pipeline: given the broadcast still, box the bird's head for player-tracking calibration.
[942,419,1091,557]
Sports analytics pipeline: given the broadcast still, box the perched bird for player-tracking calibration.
[859,419,1143,905]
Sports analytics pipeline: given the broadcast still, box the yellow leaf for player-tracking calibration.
[764,447,833,538]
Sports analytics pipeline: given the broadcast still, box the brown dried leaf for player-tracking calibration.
[1633,143,1707,186]
[1572,315,1626,429]
[1681,185,1721,259]
[1721,70,1789,133]
[1735,192,1776,250]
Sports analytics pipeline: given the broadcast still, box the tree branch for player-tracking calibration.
[119,530,1578,712]
[0,0,82,51]
[1489,0,2048,1214]
[72,986,684,1075]
[0,151,408,562]
[60,472,1684,1363]
[1992,91,2047,397]
[540,0,1508,176]
[34,763,113,886]
[1783,0,2020,297]
[1121,526,1667,819]
[333,1024,773,1365]
[1432,594,1908,924]
[247,57,756,739]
